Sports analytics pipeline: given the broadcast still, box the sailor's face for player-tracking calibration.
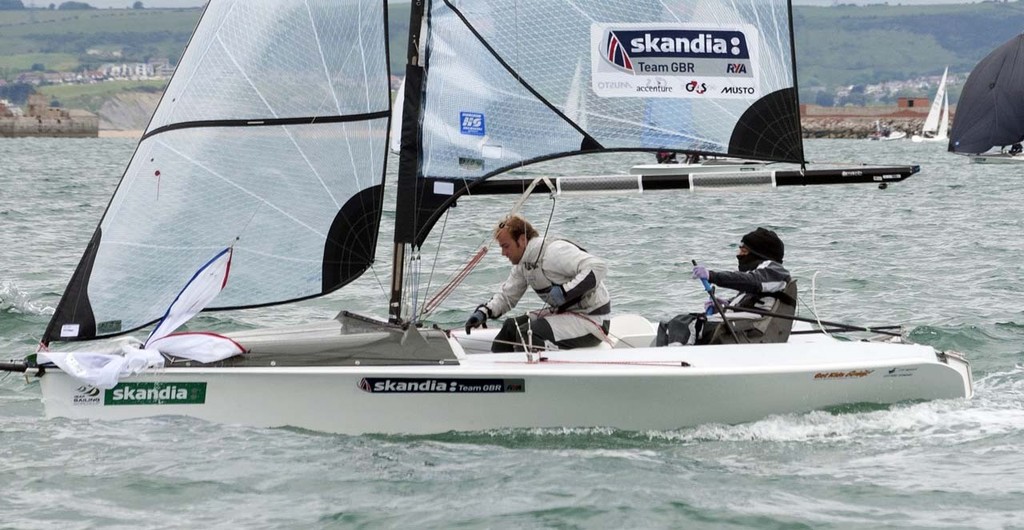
[737,245,750,258]
[497,230,527,265]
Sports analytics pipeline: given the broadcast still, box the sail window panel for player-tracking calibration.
[89,120,387,334]
[427,0,796,161]
[150,0,389,131]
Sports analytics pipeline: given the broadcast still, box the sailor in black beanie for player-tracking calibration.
[691,227,791,313]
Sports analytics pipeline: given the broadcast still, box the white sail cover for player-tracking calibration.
[45,0,391,343]
[417,0,801,180]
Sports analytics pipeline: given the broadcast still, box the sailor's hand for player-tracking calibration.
[465,309,486,334]
[545,285,566,307]
[691,265,709,281]
[704,298,727,314]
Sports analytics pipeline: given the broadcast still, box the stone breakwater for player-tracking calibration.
[801,116,926,139]
[798,104,949,139]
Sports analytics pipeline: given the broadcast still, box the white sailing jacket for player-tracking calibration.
[480,237,611,319]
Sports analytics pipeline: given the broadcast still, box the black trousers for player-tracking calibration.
[490,314,605,353]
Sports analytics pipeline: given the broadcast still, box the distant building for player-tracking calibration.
[898,97,930,109]
[0,94,99,138]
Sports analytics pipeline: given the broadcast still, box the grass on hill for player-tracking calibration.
[36,79,165,113]
[0,52,79,72]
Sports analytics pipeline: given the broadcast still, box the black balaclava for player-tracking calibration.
[737,253,762,272]
[738,227,784,271]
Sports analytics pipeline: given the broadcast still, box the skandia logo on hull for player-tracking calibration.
[104,382,207,406]
[604,29,749,72]
[359,377,525,394]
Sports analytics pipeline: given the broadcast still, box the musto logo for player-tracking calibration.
[104,382,207,406]
[359,378,525,394]
[603,29,749,74]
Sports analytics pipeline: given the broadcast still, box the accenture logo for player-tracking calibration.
[603,29,750,73]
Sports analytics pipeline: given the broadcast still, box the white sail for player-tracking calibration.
[44,0,391,342]
[390,77,405,154]
[922,67,948,135]
[416,0,801,180]
[564,61,589,131]
[936,89,950,140]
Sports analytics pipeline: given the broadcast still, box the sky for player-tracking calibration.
[37,0,1001,7]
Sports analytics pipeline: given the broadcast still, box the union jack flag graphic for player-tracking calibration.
[605,32,633,72]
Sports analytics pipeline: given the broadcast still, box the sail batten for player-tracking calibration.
[44,0,391,344]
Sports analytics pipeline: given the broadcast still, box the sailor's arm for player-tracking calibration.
[481,266,528,318]
[711,264,789,294]
[547,240,607,305]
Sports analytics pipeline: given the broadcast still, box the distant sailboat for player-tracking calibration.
[949,34,1024,163]
[869,120,906,141]
[911,67,950,143]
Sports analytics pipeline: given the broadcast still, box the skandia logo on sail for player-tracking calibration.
[359,377,525,394]
[104,382,207,406]
[603,29,750,73]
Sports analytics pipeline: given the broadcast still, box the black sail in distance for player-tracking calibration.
[949,33,1024,154]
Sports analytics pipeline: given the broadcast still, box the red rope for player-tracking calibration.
[422,246,489,315]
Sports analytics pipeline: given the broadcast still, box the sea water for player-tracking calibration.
[1,137,1022,528]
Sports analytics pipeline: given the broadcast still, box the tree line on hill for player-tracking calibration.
[0,1,145,9]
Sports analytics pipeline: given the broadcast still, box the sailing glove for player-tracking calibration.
[465,309,487,334]
[691,265,709,281]
[704,298,728,314]
[545,285,566,307]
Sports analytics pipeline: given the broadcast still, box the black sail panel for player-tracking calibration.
[949,34,1024,154]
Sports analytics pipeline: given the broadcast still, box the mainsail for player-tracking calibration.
[949,33,1024,154]
[43,0,392,343]
[394,0,803,248]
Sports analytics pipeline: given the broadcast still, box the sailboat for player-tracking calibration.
[949,33,1024,163]
[0,0,971,435]
[911,67,950,143]
[869,120,907,141]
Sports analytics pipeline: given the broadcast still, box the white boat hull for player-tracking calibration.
[969,153,1024,164]
[38,329,972,435]
[870,131,906,141]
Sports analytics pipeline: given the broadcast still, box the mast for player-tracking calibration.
[390,0,429,324]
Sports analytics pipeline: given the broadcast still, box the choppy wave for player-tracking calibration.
[0,280,53,316]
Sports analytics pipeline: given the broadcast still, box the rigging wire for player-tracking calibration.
[415,176,555,321]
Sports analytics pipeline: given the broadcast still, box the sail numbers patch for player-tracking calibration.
[459,111,485,136]
[358,378,525,394]
[591,23,761,99]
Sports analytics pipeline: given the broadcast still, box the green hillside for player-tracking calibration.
[2,3,1023,104]
[0,8,199,73]
[793,2,1024,88]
